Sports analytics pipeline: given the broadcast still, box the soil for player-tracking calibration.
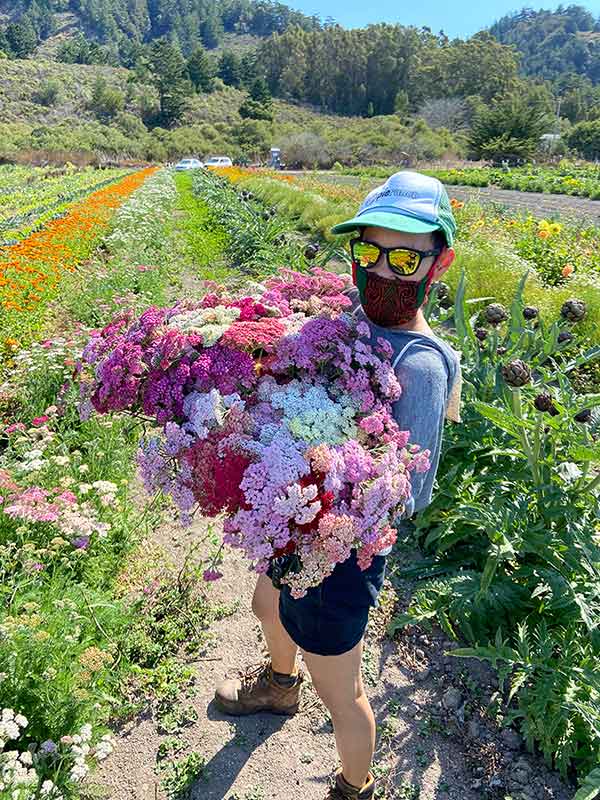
[84,514,576,800]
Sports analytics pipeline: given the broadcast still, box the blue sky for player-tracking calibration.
[289,0,600,39]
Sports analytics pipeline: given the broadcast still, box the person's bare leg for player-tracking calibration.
[302,640,375,789]
[252,574,299,675]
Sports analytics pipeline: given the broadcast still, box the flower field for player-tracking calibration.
[1,165,599,800]
[0,165,132,245]
[337,161,600,201]
[0,166,158,358]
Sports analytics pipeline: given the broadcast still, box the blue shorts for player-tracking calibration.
[268,550,387,656]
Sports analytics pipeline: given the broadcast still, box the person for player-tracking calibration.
[214,171,462,800]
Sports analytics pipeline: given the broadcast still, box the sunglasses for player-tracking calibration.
[350,237,442,277]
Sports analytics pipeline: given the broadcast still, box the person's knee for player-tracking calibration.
[251,578,278,624]
[311,677,364,715]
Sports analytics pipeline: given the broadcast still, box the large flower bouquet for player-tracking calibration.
[77,267,430,597]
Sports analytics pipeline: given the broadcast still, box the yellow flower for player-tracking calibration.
[78,646,114,671]
[550,223,562,235]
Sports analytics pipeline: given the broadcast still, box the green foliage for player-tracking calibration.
[56,32,111,66]
[259,24,520,116]
[469,90,550,162]
[4,19,37,58]
[174,171,230,281]
[88,77,125,122]
[187,45,216,93]
[490,6,600,85]
[189,169,308,275]
[567,119,600,160]
[415,31,521,105]
[390,271,600,780]
[148,38,190,129]
[159,752,207,799]
[1,0,322,65]
[239,79,274,121]
[218,49,243,87]
[31,79,61,107]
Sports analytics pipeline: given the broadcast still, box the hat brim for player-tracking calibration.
[330,211,441,236]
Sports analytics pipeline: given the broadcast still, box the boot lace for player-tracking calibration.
[239,661,272,693]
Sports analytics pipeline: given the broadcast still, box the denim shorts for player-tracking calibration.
[268,550,387,656]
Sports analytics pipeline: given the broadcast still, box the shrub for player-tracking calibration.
[32,80,61,107]
[566,119,600,160]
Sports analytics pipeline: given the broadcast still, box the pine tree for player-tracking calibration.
[148,38,190,128]
[218,50,243,86]
[249,76,271,104]
[240,50,259,88]
[239,76,273,121]
[201,12,223,49]
[187,45,215,92]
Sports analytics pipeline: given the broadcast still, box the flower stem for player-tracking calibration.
[584,470,600,496]
[511,388,541,486]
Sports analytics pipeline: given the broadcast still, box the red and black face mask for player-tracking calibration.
[352,261,437,327]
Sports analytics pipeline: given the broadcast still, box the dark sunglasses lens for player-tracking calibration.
[389,248,420,275]
[352,241,380,267]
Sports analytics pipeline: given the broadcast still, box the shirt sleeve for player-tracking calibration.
[391,346,450,519]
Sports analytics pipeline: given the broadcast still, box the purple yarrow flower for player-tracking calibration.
[73,536,90,549]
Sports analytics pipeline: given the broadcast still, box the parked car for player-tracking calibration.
[174,157,204,171]
[204,156,233,168]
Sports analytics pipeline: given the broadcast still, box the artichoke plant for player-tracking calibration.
[484,303,509,326]
[560,298,587,322]
[502,359,531,387]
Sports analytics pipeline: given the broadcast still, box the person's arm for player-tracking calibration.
[391,347,449,519]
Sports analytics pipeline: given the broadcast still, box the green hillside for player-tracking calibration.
[490,5,600,84]
[0,57,461,165]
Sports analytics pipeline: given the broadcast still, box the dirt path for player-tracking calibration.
[86,513,575,800]
[291,171,600,225]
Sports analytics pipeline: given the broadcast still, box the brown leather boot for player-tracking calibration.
[214,661,303,716]
[326,769,376,800]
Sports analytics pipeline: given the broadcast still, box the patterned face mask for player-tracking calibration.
[352,261,437,327]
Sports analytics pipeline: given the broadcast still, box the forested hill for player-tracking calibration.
[0,0,322,60]
[490,5,600,84]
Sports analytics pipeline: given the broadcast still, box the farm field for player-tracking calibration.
[336,163,600,201]
[0,165,132,245]
[299,170,600,227]
[0,165,599,800]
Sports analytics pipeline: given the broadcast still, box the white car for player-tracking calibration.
[174,158,204,171]
[204,156,233,168]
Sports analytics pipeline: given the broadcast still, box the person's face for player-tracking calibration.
[359,226,454,282]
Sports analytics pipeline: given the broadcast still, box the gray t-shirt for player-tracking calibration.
[346,288,461,550]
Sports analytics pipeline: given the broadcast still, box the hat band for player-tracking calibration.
[356,204,439,225]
